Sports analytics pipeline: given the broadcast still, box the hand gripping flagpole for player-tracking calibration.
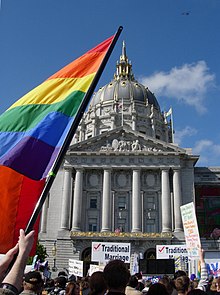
[25,26,123,235]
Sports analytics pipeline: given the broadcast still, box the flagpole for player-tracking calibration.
[170,107,174,143]
[25,26,123,234]
[121,97,124,126]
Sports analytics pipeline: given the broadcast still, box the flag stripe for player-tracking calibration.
[8,75,95,110]
[1,136,59,180]
[0,166,45,251]
[0,166,23,250]
[0,113,72,158]
[48,52,106,79]
[0,90,84,132]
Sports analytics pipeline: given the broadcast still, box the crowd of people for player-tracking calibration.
[0,230,219,295]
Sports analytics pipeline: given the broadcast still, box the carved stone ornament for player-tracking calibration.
[101,138,163,152]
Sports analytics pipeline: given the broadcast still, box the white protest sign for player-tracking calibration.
[180,202,201,258]
[69,259,83,277]
[156,245,188,259]
[88,264,105,276]
[92,242,130,263]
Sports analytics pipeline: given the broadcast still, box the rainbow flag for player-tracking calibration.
[0,35,115,254]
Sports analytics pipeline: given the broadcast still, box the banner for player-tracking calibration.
[180,202,201,258]
[156,245,188,259]
[91,242,130,263]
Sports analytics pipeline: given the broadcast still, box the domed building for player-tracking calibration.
[39,42,200,275]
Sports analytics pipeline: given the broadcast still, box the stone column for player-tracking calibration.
[161,168,172,232]
[60,167,72,230]
[72,168,83,231]
[40,194,49,233]
[132,112,137,131]
[173,168,183,232]
[101,169,111,232]
[132,169,142,232]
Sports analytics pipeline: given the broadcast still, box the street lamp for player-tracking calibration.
[51,241,57,271]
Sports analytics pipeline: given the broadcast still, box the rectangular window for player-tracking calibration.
[146,219,156,232]
[118,196,126,210]
[89,218,97,232]
[117,218,126,232]
[146,197,155,210]
[90,198,97,209]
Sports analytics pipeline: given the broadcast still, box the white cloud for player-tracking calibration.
[193,139,220,166]
[174,126,197,145]
[140,61,215,113]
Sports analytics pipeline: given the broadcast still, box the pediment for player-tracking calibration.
[68,127,187,155]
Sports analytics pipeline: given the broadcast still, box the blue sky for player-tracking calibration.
[0,0,219,167]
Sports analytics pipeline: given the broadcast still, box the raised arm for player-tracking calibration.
[0,229,35,294]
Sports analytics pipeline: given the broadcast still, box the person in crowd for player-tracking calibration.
[20,271,44,295]
[68,276,76,284]
[125,275,142,295]
[216,278,220,293]
[0,229,35,295]
[141,280,152,294]
[103,259,131,295]
[191,280,199,290]
[175,276,190,295]
[206,276,214,294]
[65,282,80,295]
[196,248,208,292]
[174,271,187,280]
[49,276,67,295]
[58,272,68,279]
[147,283,169,295]
[159,276,174,295]
[80,277,90,295]
[170,270,188,295]
[89,271,107,295]
[42,279,55,295]
[134,274,144,292]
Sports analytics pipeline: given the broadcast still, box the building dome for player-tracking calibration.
[90,41,160,110]
[74,41,173,144]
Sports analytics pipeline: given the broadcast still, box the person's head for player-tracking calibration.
[174,270,187,280]
[80,277,90,290]
[89,271,107,295]
[210,278,218,291]
[175,276,190,294]
[23,271,44,293]
[103,259,130,292]
[66,282,80,295]
[54,276,67,289]
[68,275,77,283]
[135,273,142,280]
[147,283,169,295]
[191,280,199,289]
[159,277,174,295]
[216,277,220,292]
[58,271,68,278]
[127,275,139,288]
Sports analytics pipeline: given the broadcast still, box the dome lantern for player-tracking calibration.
[114,41,134,80]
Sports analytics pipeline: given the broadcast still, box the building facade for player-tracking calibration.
[39,43,219,275]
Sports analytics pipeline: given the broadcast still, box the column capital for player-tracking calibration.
[103,167,112,171]
[75,167,84,172]
[63,165,72,172]
[133,168,141,172]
